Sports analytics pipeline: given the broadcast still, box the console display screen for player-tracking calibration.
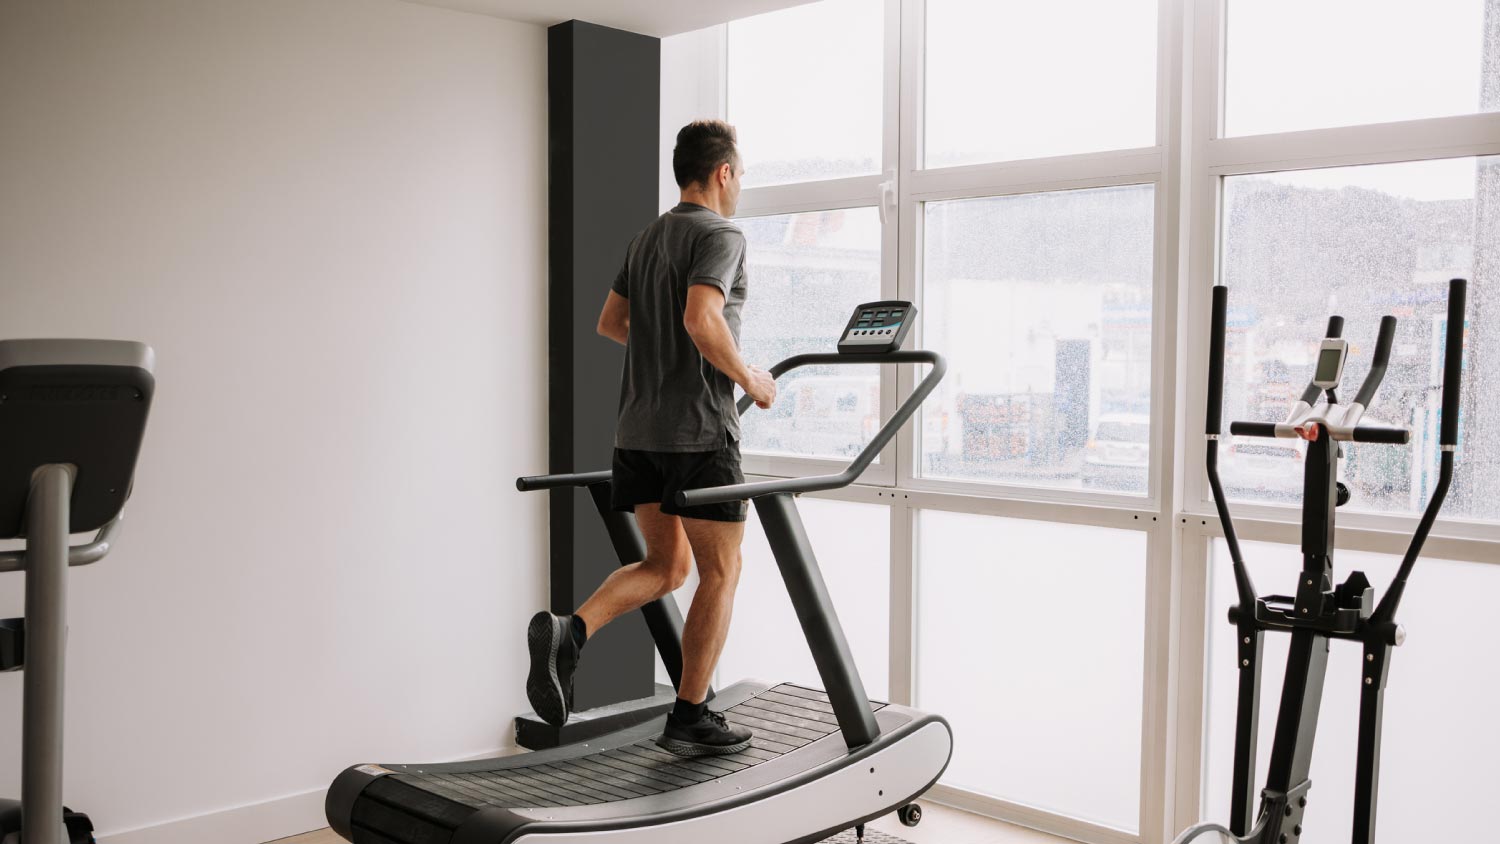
[1315,347,1343,383]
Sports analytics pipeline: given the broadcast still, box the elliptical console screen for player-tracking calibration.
[1312,338,1348,389]
[837,300,916,354]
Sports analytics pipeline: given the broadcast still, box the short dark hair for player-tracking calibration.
[673,120,739,189]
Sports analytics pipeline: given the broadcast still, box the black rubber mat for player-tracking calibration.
[819,829,912,843]
[399,684,883,810]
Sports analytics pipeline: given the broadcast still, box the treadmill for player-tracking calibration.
[1,339,156,844]
[327,301,953,844]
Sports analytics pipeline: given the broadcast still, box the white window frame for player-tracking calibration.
[669,0,1500,841]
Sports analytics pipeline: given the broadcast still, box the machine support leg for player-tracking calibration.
[22,464,73,844]
[755,493,880,748]
[1229,624,1264,837]
[1352,642,1391,844]
[587,483,691,693]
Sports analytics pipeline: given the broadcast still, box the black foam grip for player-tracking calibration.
[1229,421,1278,438]
[1325,315,1345,339]
[1352,426,1411,445]
[1370,316,1396,367]
[1441,279,1467,446]
[1352,315,1398,408]
[1207,286,1228,435]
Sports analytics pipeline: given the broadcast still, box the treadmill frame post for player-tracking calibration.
[586,481,689,691]
[755,492,881,749]
[22,464,74,844]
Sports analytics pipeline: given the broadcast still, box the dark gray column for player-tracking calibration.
[547,20,661,711]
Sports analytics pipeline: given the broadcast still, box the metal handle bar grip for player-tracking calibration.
[1229,421,1410,444]
[1206,286,1228,435]
[735,350,940,415]
[1228,421,1278,438]
[684,351,947,506]
[1351,315,1397,408]
[0,511,125,574]
[1441,278,1467,447]
[1351,426,1411,444]
[521,353,944,495]
[516,470,613,492]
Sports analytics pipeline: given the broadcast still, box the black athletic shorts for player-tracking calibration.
[610,442,748,522]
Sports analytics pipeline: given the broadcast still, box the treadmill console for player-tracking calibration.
[837,300,916,354]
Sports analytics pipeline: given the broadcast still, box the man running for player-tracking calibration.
[527,119,777,757]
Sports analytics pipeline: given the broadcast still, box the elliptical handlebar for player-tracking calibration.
[1206,286,1230,436]
[1440,278,1467,447]
[1351,315,1397,409]
[1228,420,1412,445]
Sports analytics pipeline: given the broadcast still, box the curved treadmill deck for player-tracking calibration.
[328,681,951,844]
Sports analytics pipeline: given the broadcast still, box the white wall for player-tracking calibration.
[659,25,726,213]
[0,2,548,842]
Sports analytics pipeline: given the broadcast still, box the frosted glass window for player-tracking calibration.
[1219,158,1496,522]
[920,185,1156,493]
[1202,540,1500,839]
[717,498,890,699]
[727,0,882,188]
[917,511,1145,831]
[924,0,1157,168]
[737,207,883,460]
[1224,0,1499,137]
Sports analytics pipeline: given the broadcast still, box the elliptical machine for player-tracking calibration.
[0,340,156,844]
[1176,279,1468,843]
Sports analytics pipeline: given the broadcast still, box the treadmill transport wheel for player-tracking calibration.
[898,803,923,827]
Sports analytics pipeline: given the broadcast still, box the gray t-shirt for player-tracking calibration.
[611,202,749,452]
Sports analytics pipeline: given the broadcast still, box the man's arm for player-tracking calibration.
[597,291,629,346]
[683,285,776,408]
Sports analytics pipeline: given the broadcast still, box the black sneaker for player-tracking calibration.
[655,709,752,757]
[526,611,580,727]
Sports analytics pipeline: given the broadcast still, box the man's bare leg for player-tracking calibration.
[677,517,745,704]
[526,504,688,727]
[655,514,753,756]
[575,504,691,636]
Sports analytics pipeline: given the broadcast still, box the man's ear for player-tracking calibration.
[719,161,732,187]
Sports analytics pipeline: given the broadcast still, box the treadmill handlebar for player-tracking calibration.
[515,351,947,503]
[515,470,613,492]
[682,351,946,507]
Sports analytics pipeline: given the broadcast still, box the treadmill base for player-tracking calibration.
[820,830,911,844]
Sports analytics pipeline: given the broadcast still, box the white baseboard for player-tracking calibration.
[97,745,515,844]
[98,788,327,844]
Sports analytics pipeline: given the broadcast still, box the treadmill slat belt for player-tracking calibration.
[538,761,661,798]
[381,685,887,815]
[578,753,696,790]
[558,757,672,793]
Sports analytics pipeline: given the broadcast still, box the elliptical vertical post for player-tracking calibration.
[22,464,73,844]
